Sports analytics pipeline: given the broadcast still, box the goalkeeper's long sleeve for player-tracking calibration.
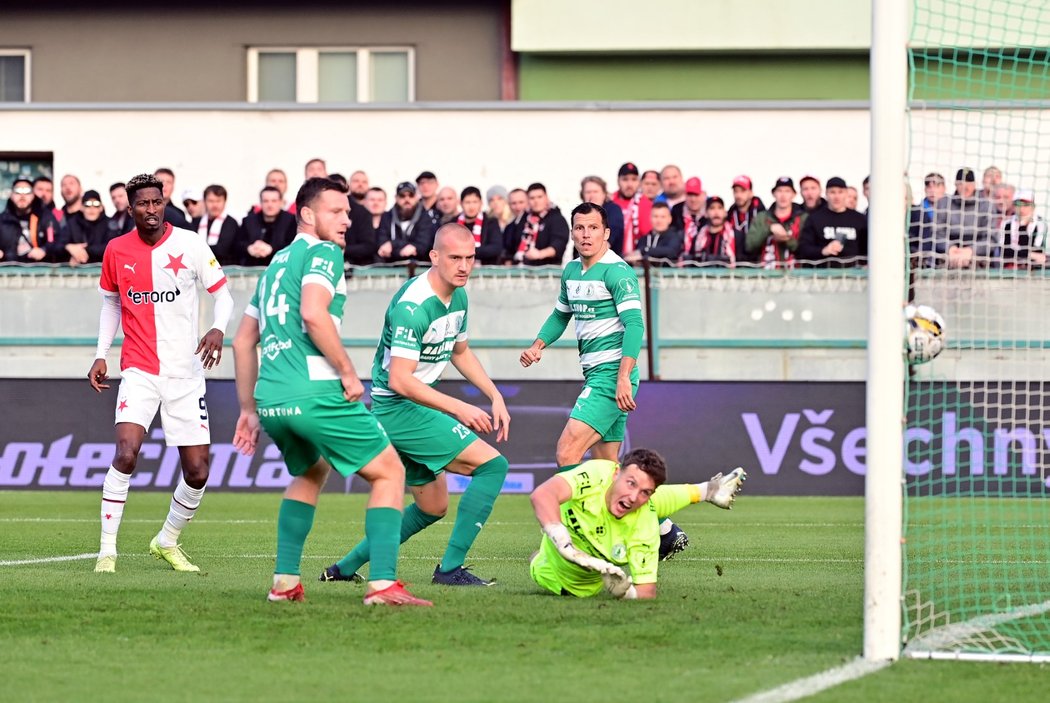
[618,307,644,360]
[536,307,572,347]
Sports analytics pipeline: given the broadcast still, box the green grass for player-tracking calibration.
[0,492,1044,702]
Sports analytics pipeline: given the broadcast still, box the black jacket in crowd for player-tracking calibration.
[191,215,241,266]
[66,212,116,263]
[671,202,708,234]
[377,204,436,264]
[636,227,684,265]
[345,199,378,267]
[108,210,135,238]
[0,199,65,263]
[239,209,297,266]
[798,206,868,266]
[164,203,191,229]
[505,206,569,266]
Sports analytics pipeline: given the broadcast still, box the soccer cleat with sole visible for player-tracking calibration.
[268,582,306,602]
[706,467,747,510]
[319,564,364,583]
[149,536,201,572]
[432,564,495,586]
[363,580,433,606]
[94,555,116,573]
[658,523,690,561]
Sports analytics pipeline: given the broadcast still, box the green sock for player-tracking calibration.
[439,455,509,572]
[365,507,403,582]
[275,499,316,576]
[335,503,442,575]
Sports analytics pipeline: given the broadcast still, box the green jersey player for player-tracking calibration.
[322,223,511,587]
[520,201,691,560]
[530,449,746,599]
[232,177,430,606]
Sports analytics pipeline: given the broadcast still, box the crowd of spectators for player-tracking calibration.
[1,160,1043,271]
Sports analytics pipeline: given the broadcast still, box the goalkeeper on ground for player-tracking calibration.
[530,448,745,599]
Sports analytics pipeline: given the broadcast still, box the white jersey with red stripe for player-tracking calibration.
[99,223,227,378]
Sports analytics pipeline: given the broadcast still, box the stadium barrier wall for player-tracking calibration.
[3,378,1044,495]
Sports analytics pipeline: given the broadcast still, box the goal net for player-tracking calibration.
[901,0,1050,661]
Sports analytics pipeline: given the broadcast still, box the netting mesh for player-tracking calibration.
[902,0,1050,660]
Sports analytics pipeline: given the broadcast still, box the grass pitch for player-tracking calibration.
[0,492,1044,702]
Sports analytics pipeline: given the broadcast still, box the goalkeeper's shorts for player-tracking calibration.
[529,550,603,598]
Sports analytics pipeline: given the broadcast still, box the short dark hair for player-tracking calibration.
[642,169,660,180]
[154,167,175,179]
[862,175,871,186]
[259,186,281,199]
[328,173,348,188]
[651,201,671,213]
[203,184,227,200]
[509,188,527,197]
[620,448,667,488]
[32,176,52,185]
[570,201,608,229]
[125,173,165,202]
[367,186,386,196]
[526,182,546,194]
[12,177,32,188]
[295,177,348,219]
[460,186,482,201]
[109,182,125,193]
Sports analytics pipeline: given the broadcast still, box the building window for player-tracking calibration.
[0,51,30,102]
[248,48,414,103]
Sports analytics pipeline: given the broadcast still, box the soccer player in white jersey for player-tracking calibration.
[88,173,234,574]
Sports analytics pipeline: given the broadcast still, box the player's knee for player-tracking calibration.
[182,461,209,489]
[555,444,580,468]
[113,443,139,472]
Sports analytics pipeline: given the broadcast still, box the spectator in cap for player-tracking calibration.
[181,188,205,222]
[457,186,504,265]
[580,175,624,255]
[728,174,765,265]
[626,201,682,267]
[937,167,996,268]
[64,189,114,265]
[240,186,297,266]
[671,176,707,254]
[798,176,868,267]
[998,189,1047,268]
[656,165,686,207]
[800,175,826,214]
[377,180,434,265]
[610,161,653,256]
[640,170,662,201]
[746,177,807,269]
[485,185,515,233]
[684,195,735,266]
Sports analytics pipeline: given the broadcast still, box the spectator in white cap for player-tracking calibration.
[181,188,204,221]
[998,189,1047,268]
[486,185,514,233]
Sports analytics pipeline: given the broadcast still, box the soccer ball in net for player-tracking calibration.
[904,304,946,365]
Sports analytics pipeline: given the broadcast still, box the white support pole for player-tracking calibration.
[865,0,908,662]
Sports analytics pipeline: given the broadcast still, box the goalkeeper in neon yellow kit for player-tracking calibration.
[529,448,746,599]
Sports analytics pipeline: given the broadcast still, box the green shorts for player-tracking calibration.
[569,366,640,443]
[258,393,390,477]
[371,395,478,486]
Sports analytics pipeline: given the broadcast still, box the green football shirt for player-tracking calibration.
[370,272,469,398]
[246,233,346,404]
[540,249,643,373]
[539,460,660,592]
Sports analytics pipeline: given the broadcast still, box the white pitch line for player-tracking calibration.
[0,553,97,566]
[729,657,891,703]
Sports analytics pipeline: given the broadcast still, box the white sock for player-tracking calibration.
[99,467,131,558]
[156,477,206,548]
[659,518,673,536]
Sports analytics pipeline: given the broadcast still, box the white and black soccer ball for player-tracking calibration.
[904,304,946,364]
